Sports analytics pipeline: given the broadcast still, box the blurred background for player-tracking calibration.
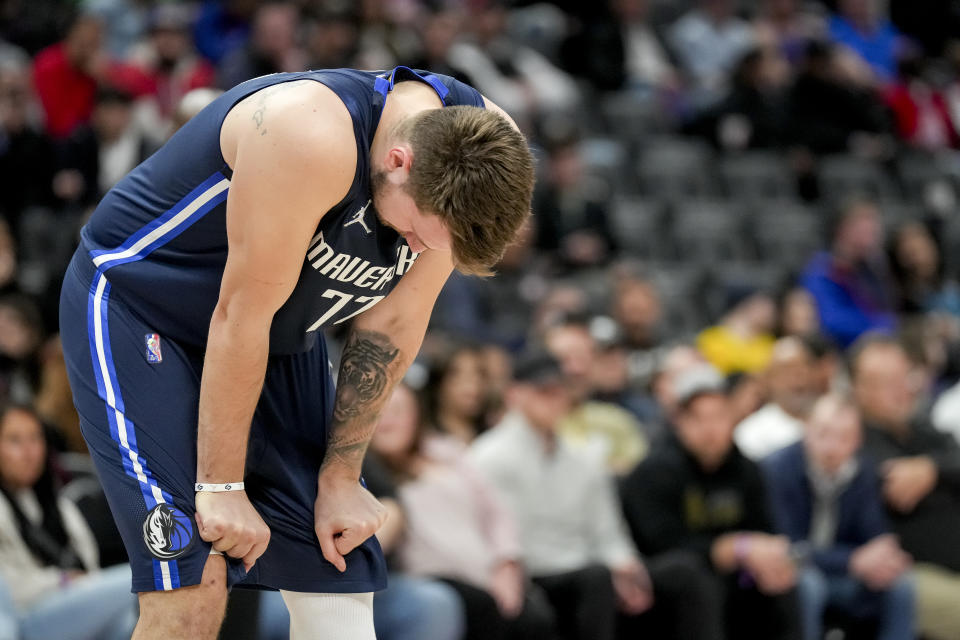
[2,0,960,638]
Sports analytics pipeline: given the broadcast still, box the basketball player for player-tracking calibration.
[58,67,533,639]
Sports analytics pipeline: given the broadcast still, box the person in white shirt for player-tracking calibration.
[472,350,718,640]
[0,403,136,640]
[668,0,755,107]
[736,337,819,460]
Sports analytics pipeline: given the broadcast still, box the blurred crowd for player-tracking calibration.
[2,0,960,638]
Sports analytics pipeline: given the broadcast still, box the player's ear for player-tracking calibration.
[386,144,413,178]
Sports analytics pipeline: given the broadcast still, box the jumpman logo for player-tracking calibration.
[344,200,372,234]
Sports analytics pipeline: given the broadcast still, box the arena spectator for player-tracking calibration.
[304,5,362,72]
[591,338,660,437]
[471,351,672,640]
[612,274,664,355]
[787,41,894,156]
[735,336,819,460]
[0,294,43,405]
[0,56,55,223]
[883,56,960,149]
[620,365,801,640]
[889,221,960,316]
[0,222,16,298]
[371,383,555,640]
[779,288,821,338]
[31,13,151,140]
[83,0,148,59]
[667,0,755,108]
[431,219,545,348]
[216,2,306,90]
[611,0,679,95]
[425,344,491,445]
[801,334,843,396]
[696,287,777,375]
[727,371,767,427]
[192,0,255,64]
[686,45,792,151]
[533,128,618,271]
[851,335,960,640]
[649,344,708,427]
[126,5,215,136]
[545,318,648,474]
[762,394,914,640]
[753,0,827,64]
[447,0,581,130]
[0,403,136,640]
[801,198,898,347]
[169,87,222,134]
[408,7,475,88]
[55,87,151,208]
[828,0,908,83]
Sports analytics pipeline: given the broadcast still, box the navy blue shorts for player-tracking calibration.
[60,250,387,594]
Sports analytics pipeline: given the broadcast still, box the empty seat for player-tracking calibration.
[720,152,796,200]
[896,151,952,201]
[751,203,824,268]
[818,155,900,202]
[610,197,672,260]
[601,92,668,141]
[672,200,752,262]
[581,136,631,192]
[636,137,720,199]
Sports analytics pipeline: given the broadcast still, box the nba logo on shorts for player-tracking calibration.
[145,333,163,364]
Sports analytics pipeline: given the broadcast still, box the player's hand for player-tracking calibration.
[195,490,271,572]
[314,471,388,573]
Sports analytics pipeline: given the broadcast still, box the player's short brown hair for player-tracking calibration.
[402,106,534,276]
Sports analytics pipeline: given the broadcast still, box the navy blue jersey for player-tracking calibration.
[80,67,484,354]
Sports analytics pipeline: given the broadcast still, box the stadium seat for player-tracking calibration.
[896,151,951,200]
[719,152,796,201]
[817,155,900,203]
[636,136,720,199]
[750,202,824,268]
[610,196,672,260]
[672,199,752,262]
[601,92,668,144]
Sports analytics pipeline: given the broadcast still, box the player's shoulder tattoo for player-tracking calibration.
[250,81,300,137]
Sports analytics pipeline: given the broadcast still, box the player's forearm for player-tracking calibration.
[197,309,271,483]
[320,325,414,479]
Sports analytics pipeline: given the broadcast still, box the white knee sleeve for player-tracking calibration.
[280,590,376,640]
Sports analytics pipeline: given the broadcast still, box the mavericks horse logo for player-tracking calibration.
[142,504,194,560]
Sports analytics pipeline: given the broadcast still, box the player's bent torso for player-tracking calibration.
[78,67,483,354]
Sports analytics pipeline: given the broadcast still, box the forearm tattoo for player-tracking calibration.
[322,329,400,474]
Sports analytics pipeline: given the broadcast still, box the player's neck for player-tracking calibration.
[370,82,444,167]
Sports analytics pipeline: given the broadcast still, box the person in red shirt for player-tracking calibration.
[32,13,153,140]
[32,14,104,139]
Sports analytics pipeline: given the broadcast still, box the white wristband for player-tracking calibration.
[195,482,244,493]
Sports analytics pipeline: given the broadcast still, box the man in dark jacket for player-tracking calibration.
[620,366,800,640]
[851,335,960,640]
[763,394,914,640]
